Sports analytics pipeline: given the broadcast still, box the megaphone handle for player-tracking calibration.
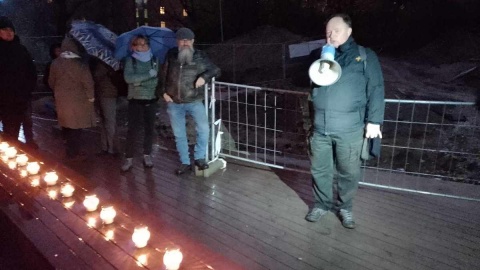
[319,62,330,73]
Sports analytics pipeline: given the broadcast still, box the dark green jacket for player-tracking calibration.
[311,37,385,135]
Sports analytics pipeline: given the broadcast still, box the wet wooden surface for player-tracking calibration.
[1,116,480,270]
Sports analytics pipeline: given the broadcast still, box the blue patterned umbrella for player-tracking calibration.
[114,26,177,63]
[69,20,120,71]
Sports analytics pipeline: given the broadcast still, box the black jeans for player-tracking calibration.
[125,100,157,158]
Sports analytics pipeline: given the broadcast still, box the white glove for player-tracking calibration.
[149,69,157,77]
[365,123,382,138]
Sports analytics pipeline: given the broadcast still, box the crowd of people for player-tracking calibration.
[1,14,385,229]
[0,16,221,175]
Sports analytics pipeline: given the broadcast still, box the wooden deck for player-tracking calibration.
[1,115,480,270]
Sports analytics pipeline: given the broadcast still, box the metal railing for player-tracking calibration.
[206,81,480,200]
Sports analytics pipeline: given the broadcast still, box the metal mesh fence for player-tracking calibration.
[209,82,480,200]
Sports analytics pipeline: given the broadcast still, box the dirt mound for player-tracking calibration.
[206,26,306,83]
[408,27,480,65]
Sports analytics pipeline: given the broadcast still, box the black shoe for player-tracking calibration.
[176,164,191,175]
[194,159,209,170]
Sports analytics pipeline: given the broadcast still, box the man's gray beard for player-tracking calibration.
[178,46,194,65]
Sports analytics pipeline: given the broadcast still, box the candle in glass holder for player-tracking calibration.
[61,183,75,197]
[8,161,16,169]
[44,171,59,186]
[5,147,17,159]
[16,154,28,166]
[132,226,150,248]
[83,195,99,211]
[100,206,116,224]
[0,142,8,152]
[26,162,40,175]
[163,249,183,270]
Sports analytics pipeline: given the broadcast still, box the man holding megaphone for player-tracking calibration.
[305,13,385,229]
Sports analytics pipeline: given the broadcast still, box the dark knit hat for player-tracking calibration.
[0,16,15,32]
[176,27,195,40]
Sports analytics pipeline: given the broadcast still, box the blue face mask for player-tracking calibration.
[132,49,152,62]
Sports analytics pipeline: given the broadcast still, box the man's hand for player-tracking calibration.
[195,77,206,88]
[365,123,382,138]
[149,69,157,77]
[88,98,95,103]
[163,93,173,102]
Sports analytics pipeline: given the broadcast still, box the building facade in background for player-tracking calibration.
[134,0,189,30]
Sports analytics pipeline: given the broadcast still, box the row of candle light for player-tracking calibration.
[0,141,184,270]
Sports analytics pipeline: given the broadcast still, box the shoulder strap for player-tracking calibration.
[132,57,137,73]
[358,45,367,72]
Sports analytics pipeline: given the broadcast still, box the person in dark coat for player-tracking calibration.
[159,27,221,175]
[0,16,37,147]
[48,37,96,161]
[305,14,385,229]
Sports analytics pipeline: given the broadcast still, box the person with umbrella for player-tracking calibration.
[120,35,160,172]
[159,28,221,175]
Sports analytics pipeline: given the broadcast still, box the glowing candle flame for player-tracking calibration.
[5,147,17,159]
[132,226,150,248]
[60,183,75,197]
[83,195,99,212]
[163,249,183,270]
[44,171,59,186]
[26,162,40,175]
[0,142,9,151]
[100,206,116,224]
[16,154,28,166]
[8,161,16,169]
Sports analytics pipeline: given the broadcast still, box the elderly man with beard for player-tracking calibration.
[0,16,37,147]
[160,28,221,175]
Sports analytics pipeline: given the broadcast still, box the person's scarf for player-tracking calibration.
[132,49,152,62]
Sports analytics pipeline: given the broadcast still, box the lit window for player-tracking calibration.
[183,9,188,17]
[144,9,148,18]
[135,8,139,18]
[160,7,165,14]
[143,0,147,4]
[47,0,53,3]
[160,21,166,28]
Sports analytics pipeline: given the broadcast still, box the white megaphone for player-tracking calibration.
[309,44,342,86]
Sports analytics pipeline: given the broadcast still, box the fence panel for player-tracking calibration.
[209,82,480,200]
